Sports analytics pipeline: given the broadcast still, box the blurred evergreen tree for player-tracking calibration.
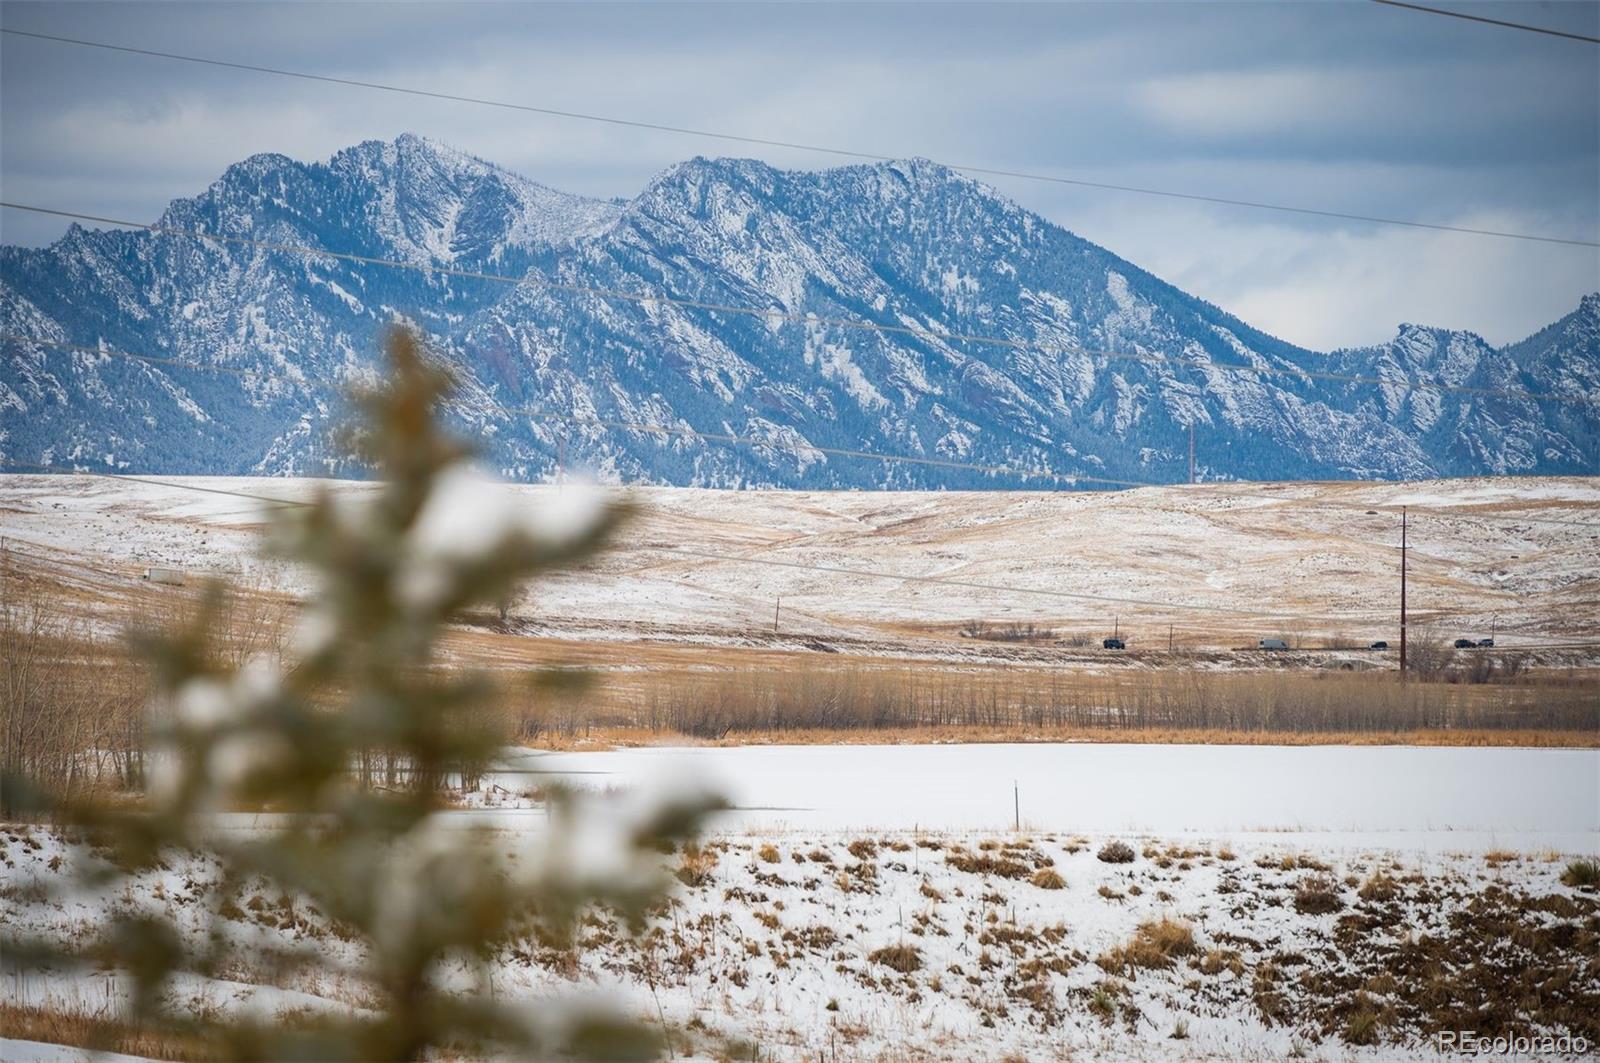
[1,327,721,1061]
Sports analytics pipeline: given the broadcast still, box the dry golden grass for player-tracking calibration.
[1357,872,1400,902]
[1097,918,1197,974]
[674,843,719,887]
[1199,948,1245,977]
[8,544,1595,810]
[0,1002,215,1061]
[1562,858,1600,890]
[868,943,922,973]
[528,723,1600,750]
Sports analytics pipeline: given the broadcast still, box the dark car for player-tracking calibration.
[1103,637,1126,650]
[1478,638,1494,648]
[1369,641,1388,650]
[1453,638,1476,649]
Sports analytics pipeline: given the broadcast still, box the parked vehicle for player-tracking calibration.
[1259,638,1289,650]
[1453,638,1477,649]
[1102,637,1126,650]
[1369,641,1388,650]
[1478,638,1494,648]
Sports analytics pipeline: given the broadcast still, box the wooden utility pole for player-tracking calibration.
[1399,507,1408,678]
[773,596,781,635]
[1168,623,1174,654]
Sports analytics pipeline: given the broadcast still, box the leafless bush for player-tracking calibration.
[1293,875,1346,915]
[957,620,1056,643]
[0,552,146,811]
[1405,622,1450,677]
[868,943,921,973]
[1097,840,1136,864]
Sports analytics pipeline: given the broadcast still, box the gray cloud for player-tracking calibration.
[2,0,1596,349]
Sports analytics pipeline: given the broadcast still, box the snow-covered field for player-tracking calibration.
[7,742,1596,1059]
[513,742,1600,852]
[4,800,1597,1060]
[2,473,1598,661]
[5,737,1599,1060]
[4,472,1599,1058]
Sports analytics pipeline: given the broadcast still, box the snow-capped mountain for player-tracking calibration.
[2,135,1595,486]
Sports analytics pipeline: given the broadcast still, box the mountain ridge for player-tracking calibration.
[2,136,1595,486]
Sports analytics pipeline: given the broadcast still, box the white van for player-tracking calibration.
[1258,637,1289,650]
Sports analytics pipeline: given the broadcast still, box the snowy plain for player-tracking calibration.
[3,472,1598,660]
[509,742,1600,853]
[3,470,1598,1060]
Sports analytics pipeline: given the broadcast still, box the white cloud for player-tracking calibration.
[1049,195,1599,349]
[1,1,1595,348]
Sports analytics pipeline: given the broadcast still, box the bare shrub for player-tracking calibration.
[1030,868,1066,890]
[947,848,1031,880]
[959,620,1056,643]
[1405,622,1450,677]
[869,943,922,973]
[1293,874,1346,914]
[676,844,719,888]
[1357,872,1399,903]
[0,551,150,810]
[1097,840,1136,864]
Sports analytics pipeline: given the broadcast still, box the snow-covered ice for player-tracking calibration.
[511,742,1600,852]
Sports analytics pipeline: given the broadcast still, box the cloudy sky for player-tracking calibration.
[2,1,1596,350]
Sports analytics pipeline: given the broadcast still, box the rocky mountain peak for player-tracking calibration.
[2,138,1594,484]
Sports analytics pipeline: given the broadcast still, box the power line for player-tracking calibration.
[4,517,1575,651]
[0,460,313,509]
[1369,0,1600,44]
[6,331,1598,529]
[3,460,1589,645]
[1,27,1594,249]
[646,545,1587,643]
[4,204,1595,408]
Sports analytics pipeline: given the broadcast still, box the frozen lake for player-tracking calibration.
[506,742,1600,852]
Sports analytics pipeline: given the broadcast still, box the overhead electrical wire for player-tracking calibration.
[1369,0,1600,44]
[0,517,1567,650]
[5,331,1597,531]
[0,27,1590,648]
[1,27,1595,248]
[3,204,1594,408]
[2,459,1590,646]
